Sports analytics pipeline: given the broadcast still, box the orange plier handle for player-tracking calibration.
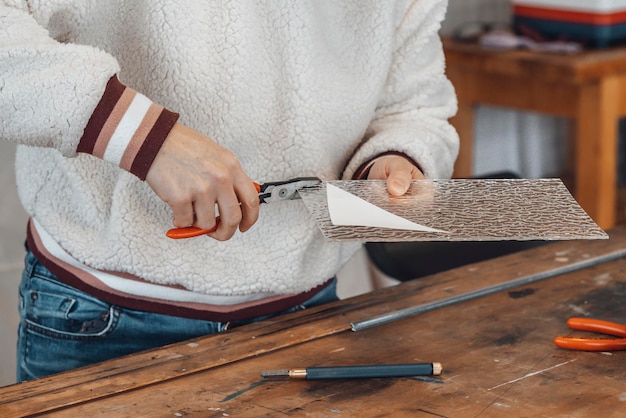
[165,177,322,239]
[165,183,261,239]
[553,317,626,351]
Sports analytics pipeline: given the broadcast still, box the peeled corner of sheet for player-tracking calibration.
[326,183,446,233]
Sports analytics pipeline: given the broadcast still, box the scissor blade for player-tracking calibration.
[262,177,321,204]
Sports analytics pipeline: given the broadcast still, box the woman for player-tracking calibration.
[0,0,458,381]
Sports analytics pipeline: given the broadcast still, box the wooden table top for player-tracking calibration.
[443,37,626,84]
[2,227,626,417]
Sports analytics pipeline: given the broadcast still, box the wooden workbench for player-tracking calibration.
[444,38,626,230]
[1,229,625,417]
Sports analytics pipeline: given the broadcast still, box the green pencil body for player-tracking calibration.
[261,362,442,380]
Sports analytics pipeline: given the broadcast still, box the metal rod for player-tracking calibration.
[351,247,626,332]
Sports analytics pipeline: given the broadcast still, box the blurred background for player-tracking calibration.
[442,0,569,180]
[0,0,602,386]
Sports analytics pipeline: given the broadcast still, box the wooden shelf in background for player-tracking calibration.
[445,38,626,229]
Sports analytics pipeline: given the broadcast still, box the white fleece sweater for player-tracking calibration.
[1,0,458,316]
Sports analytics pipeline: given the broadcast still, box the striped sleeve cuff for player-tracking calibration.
[78,76,180,180]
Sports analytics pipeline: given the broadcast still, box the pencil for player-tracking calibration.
[260,362,442,380]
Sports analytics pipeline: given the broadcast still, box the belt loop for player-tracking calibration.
[23,245,36,278]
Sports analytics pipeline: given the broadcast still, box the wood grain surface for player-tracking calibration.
[1,227,625,417]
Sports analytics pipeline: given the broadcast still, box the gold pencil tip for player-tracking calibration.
[432,362,443,376]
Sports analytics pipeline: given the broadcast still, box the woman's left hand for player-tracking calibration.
[367,155,425,196]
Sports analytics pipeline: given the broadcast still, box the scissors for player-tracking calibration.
[166,177,321,239]
[553,317,626,351]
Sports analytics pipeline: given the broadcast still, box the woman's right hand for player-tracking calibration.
[146,123,260,241]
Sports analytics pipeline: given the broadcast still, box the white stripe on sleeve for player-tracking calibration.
[103,93,153,165]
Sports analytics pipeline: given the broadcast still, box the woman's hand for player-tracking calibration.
[146,123,260,241]
[367,155,425,196]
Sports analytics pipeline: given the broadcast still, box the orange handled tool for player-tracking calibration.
[166,182,260,239]
[553,317,626,351]
[166,177,321,239]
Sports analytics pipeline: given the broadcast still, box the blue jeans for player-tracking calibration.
[17,248,338,382]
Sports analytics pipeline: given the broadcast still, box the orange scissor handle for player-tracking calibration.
[553,317,626,351]
[553,336,626,351]
[166,222,220,239]
[565,318,626,337]
[166,182,261,239]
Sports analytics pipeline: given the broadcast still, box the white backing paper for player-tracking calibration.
[326,183,447,233]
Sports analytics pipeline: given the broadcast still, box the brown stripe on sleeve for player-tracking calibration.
[129,108,180,180]
[352,157,377,180]
[78,76,126,154]
[119,103,164,171]
[92,88,137,159]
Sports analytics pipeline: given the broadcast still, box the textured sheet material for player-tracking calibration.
[326,183,448,233]
[298,179,608,242]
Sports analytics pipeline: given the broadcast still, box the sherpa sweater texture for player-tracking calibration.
[0,0,458,297]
